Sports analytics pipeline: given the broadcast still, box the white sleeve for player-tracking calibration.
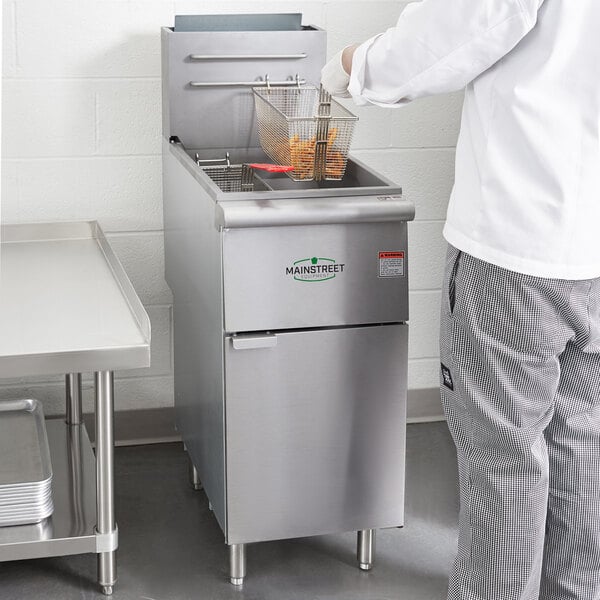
[348,0,545,106]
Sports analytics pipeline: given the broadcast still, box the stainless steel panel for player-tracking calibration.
[0,222,149,344]
[161,26,326,150]
[224,324,407,544]
[162,140,227,531]
[0,421,98,561]
[216,194,413,228]
[0,221,151,379]
[174,13,303,32]
[223,222,409,332]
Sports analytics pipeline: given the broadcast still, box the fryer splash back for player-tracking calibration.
[161,18,327,151]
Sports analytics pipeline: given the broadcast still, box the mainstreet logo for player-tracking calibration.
[286,257,345,282]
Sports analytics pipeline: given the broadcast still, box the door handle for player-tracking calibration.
[232,334,278,350]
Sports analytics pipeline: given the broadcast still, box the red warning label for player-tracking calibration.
[379,251,405,277]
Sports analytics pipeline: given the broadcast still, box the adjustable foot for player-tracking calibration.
[101,585,113,596]
[188,457,203,491]
[357,529,375,571]
[229,543,246,586]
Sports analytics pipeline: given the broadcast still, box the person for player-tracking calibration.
[321,1,600,599]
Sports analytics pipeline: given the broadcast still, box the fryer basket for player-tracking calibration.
[202,161,294,192]
[253,86,358,181]
[203,165,254,192]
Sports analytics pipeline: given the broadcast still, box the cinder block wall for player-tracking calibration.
[1,0,461,423]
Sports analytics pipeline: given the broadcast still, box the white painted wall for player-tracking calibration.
[0,0,2,224]
[1,0,461,418]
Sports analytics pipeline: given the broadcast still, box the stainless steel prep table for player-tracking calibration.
[0,221,151,595]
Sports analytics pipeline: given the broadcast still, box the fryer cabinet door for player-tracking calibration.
[224,323,407,545]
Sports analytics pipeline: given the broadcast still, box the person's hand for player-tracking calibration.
[320,48,352,97]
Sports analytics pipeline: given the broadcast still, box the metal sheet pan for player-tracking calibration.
[0,497,53,514]
[0,506,53,527]
[0,482,51,494]
[0,399,54,527]
[0,489,52,504]
[0,501,53,519]
[0,485,52,511]
[0,484,52,496]
[0,400,52,487]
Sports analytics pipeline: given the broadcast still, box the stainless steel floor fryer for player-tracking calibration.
[162,13,415,586]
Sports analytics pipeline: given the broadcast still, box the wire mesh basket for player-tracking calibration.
[203,165,253,192]
[200,157,294,193]
[253,86,358,182]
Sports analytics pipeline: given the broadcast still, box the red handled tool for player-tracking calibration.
[248,164,295,173]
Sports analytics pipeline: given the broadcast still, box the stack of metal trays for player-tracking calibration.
[0,399,53,527]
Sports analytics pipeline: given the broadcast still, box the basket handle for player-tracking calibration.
[314,85,333,182]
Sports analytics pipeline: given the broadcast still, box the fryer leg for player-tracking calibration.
[188,457,203,491]
[357,529,375,571]
[229,543,246,585]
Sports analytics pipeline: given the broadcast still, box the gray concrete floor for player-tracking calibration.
[1,422,459,600]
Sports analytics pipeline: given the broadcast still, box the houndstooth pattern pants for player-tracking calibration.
[440,244,600,600]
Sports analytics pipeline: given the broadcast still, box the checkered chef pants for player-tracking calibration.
[440,244,600,600]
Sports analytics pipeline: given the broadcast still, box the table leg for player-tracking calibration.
[95,370,116,596]
[67,422,85,536]
[65,373,82,425]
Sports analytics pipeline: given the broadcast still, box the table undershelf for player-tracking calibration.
[0,420,100,561]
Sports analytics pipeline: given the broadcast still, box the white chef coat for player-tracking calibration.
[348,0,600,279]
